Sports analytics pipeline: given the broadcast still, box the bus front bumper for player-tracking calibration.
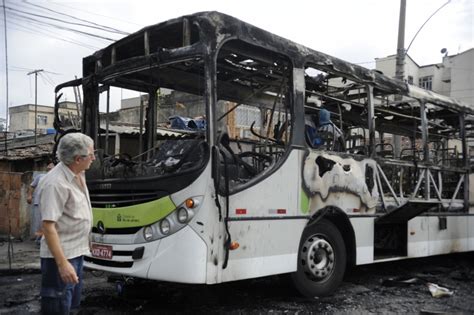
[85,225,207,283]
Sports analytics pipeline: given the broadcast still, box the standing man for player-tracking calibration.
[38,133,95,314]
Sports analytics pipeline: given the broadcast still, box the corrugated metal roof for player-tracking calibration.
[101,124,197,137]
[0,142,54,161]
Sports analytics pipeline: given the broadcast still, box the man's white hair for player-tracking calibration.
[57,133,94,165]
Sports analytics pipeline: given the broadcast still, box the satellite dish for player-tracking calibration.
[440,48,448,56]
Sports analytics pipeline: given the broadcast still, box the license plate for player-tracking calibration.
[91,243,113,260]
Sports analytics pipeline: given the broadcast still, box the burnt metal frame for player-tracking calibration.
[63,11,471,211]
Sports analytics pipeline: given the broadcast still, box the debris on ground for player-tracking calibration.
[381,276,423,287]
[427,283,454,298]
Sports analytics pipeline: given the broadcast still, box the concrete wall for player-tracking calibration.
[375,55,396,78]
[448,49,474,105]
[0,172,33,239]
[375,54,420,84]
[418,65,445,94]
[9,104,79,132]
[375,49,473,106]
[9,110,30,132]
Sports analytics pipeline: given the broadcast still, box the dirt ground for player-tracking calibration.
[1,240,473,315]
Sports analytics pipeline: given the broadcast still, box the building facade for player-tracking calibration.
[8,101,80,133]
[375,48,474,105]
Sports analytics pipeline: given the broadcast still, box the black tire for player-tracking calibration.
[291,218,346,297]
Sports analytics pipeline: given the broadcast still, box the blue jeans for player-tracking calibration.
[40,256,84,315]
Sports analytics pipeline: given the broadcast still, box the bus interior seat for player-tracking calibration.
[376,143,394,158]
[346,134,367,155]
[305,124,321,148]
[400,148,421,161]
[218,133,257,180]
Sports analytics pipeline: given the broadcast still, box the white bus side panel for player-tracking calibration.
[350,217,374,265]
[222,219,307,282]
[351,215,474,266]
[220,150,303,282]
[407,216,471,257]
[427,216,470,255]
[406,217,430,257]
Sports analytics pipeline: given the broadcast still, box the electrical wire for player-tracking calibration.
[41,72,56,86]
[44,70,62,75]
[0,19,100,50]
[5,10,117,41]
[9,65,35,71]
[20,0,130,35]
[4,5,127,35]
[48,0,142,28]
[5,10,115,42]
[39,72,53,87]
[3,13,107,46]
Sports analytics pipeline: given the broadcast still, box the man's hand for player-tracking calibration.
[27,187,34,204]
[57,260,79,284]
[43,220,79,284]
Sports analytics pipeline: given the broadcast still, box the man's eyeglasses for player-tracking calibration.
[81,150,97,159]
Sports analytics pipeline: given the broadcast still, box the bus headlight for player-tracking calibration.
[177,207,189,223]
[143,226,153,241]
[160,219,171,235]
[134,196,203,244]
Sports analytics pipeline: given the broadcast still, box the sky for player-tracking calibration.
[0,0,473,123]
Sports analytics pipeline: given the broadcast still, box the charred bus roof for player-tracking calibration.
[80,11,472,116]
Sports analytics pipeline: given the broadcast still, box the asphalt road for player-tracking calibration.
[1,251,474,314]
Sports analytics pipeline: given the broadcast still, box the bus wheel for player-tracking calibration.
[291,218,346,297]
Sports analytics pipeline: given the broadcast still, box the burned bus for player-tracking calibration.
[53,11,474,297]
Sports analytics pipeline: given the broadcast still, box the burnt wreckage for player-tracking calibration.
[51,11,473,296]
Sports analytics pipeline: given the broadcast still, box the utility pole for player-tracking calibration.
[27,69,44,144]
[3,0,9,137]
[393,0,406,157]
[395,0,406,82]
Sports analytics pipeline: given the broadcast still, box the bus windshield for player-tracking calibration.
[54,57,209,207]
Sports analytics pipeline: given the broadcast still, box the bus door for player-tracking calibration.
[213,39,305,281]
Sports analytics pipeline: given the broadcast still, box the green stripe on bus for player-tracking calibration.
[92,196,176,228]
[300,190,309,214]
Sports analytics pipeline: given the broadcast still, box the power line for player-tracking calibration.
[20,0,130,35]
[4,4,128,35]
[1,15,104,47]
[39,72,53,87]
[6,10,117,41]
[44,70,62,75]
[8,65,35,71]
[0,19,101,50]
[3,5,112,45]
[49,1,143,28]
[41,72,56,86]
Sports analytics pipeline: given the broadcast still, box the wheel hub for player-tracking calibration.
[301,235,335,281]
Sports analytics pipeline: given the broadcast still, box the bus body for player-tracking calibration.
[53,11,474,297]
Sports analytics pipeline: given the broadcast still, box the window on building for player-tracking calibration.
[37,115,48,126]
[407,75,414,85]
[418,76,433,90]
[235,105,261,129]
